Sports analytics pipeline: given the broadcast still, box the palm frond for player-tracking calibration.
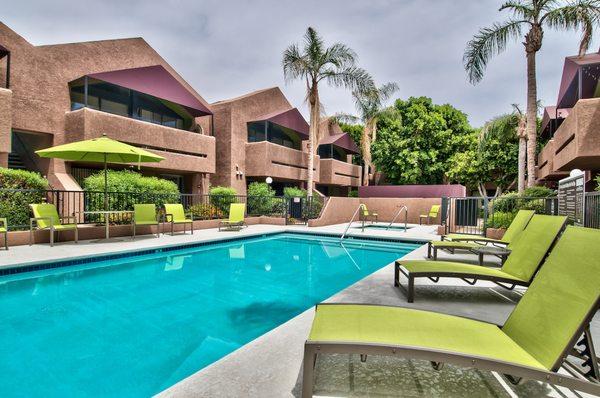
[499,0,534,18]
[320,66,374,92]
[282,44,309,83]
[321,43,357,70]
[303,27,325,72]
[541,0,600,56]
[332,112,360,125]
[463,19,526,84]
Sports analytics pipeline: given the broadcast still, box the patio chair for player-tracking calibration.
[419,204,440,225]
[218,203,246,231]
[29,203,78,247]
[395,214,567,302]
[132,204,160,239]
[441,209,534,244]
[302,226,600,398]
[428,209,535,260]
[0,217,7,250]
[359,204,378,224]
[164,204,194,235]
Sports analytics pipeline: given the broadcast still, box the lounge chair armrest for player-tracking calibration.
[30,216,55,228]
[0,218,6,228]
[59,215,78,223]
[164,213,174,222]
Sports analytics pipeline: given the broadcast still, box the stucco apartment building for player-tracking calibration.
[210,87,361,196]
[537,49,600,189]
[0,23,361,197]
[0,23,215,194]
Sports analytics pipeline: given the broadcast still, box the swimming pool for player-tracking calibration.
[0,232,419,397]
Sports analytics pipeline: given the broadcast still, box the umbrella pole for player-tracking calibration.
[104,154,108,212]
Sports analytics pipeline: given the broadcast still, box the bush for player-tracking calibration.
[491,192,519,213]
[485,211,515,229]
[82,170,180,222]
[0,168,49,229]
[348,189,359,198]
[188,203,223,220]
[283,186,307,198]
[247,182,277,216]
[523,186,555,198]
[209,186,238,214]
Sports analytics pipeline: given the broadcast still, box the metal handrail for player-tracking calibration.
[387,205,408,232]
[341,205,363,240]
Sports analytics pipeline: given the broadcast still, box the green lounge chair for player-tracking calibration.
[164,204,194,235]
[302,226,600,397]
[218,203,246,231]
[396,215,567,302]
[29,203,79,247]
[441,209,535,244]
[359,204,378,223]
[419,204,440,225]
[133,204,160,238]
[0,217,7,250]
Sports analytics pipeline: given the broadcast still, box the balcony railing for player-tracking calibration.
[245,141,318,181]
[319,158,361,187]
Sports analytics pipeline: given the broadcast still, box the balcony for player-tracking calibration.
[536,140,568,182]
[245,141,318,182]
[319,158,361,187]
[64,108,215,174]
[552,98,600,171]
[0,87,11,156]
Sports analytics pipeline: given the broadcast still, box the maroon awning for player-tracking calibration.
[82,65,212,117]
[319,133,360,154]
[250,108,309,137]
[556,52,600,109]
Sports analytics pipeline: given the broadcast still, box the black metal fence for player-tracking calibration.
[0,189,324,230]
[585,192,600,229]
[442,196,559,236]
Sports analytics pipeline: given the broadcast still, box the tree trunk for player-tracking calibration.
[518,136,527,193]
[307,84,319,197]
[525,50,538,188]
[361,119,375,186]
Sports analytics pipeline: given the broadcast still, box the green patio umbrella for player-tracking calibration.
[36,134,165,210]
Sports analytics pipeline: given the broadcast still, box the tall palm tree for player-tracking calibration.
[337,82,399,185]
[512,104,527,193]
[464,0,599,188]
[283,27,373,196]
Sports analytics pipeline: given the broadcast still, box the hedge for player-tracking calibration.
[247,182,278,216]
[0,168,49,229]
[209,186,238,214]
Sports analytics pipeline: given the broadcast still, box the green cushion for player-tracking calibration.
[429,204,440,217]
[444,210,534,244]
[0,227,6,233]
[228,203,246,223]
[30,203,61,229]
[134,204,157,225]
[164,204,189,223]
[430,241,483,250]
[400,260,526,282]
[500,215,566,282]
[502,226,600,370]
[309,304,545,370]
[52,224,77,231]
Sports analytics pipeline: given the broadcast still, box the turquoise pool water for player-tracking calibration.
[0,233,418,397]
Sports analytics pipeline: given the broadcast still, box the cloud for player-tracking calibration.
[3,0,596,126]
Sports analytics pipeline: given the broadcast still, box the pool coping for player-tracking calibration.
[0,228,428,276]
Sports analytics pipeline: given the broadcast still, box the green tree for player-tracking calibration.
[339,122,363,166]
[371,97,475,184]
[336,82,399,185]
[282,27,373,196]
[463,0,599,188]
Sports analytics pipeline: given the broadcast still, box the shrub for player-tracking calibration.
[595,175,600,192]
[491,192,519,213]
[247,182,277,216]
[283,186,307,198]
[0,168,49,229]
[209,186,238,214]
[82,170,179,222]
[485,211,515,229]
[348,189,359,198]
[523,186,555,198]
[188,203,223,220]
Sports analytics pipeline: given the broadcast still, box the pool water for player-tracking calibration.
[0,233,418,397]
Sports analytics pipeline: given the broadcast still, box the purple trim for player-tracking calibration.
[85,65,212,117]
[359,185,466,198]
[557,52,600,109]
[319,133,360,154]
[251,108,309,137]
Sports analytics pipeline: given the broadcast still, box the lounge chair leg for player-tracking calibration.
[430,361,444,371]
[50,229,54,247]
[427,242,432,258]
[132,223,136,240]
[407,276,415,303]
[394,262,400,287]
[578,326,600,380]
[360,354,367,363]
[75,228,78,244]
[301,345,316,398]
[433,247,438,261]
[191,222,194,235]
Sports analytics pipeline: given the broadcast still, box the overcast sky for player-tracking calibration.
[4,0,597,126]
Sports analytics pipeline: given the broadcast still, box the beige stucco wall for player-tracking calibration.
[319,158,361,187]
[0,22,214,189]
[553,97,600,171]
[0,87,11,165]
[537,139,568,182]
[211,87,312,194]
[308,197,442,227]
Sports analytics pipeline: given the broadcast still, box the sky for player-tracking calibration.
[3,0,598,127]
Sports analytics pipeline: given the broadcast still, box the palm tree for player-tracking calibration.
[283,27,373,196]
[464,0,599,188]
[337,82,399,185]
[512,104,527,193]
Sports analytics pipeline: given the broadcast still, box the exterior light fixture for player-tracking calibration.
[265,177,273,184]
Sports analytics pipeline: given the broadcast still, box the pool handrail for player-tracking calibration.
[341,205,364,240]
[387,205,408,232]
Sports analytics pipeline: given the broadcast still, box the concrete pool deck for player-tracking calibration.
[0,223,597,397]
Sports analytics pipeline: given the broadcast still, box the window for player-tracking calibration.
[247,121,266,142]
[318,144,347,161]
[69,78,192,131]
